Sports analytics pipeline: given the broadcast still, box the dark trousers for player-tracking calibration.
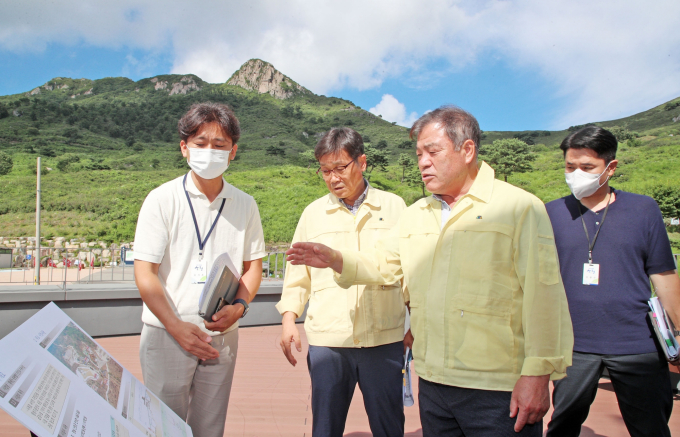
[307,342,405,437]
[418,378,542,437]
[546,351,672,437]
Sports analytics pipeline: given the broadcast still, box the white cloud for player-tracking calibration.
[370,94,419,127]
[0,1,679,128]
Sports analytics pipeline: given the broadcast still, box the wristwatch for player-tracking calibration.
[233,299,249,318]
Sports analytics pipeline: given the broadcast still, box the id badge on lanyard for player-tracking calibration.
[184,174,226,284]
[578,190,612,287]
[191,259,207,284]
[582,263,599,286]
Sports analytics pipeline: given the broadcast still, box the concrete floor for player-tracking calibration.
[2,324,680,436]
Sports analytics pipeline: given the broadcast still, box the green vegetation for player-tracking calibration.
[0,151,12,175]
[1,72,680,251]
[480,138,535,182]
[398,153,416,182]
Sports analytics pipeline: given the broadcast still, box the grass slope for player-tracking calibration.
[1,74,680,250]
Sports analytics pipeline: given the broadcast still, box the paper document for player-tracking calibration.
[403,348,414,407]
[0,302,193,437]
[198,252,241,322]
[649,297,679,361]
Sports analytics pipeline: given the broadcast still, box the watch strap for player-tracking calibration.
[233,298,249,318]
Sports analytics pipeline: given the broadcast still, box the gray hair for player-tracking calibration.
[410,106,481,153]
[314,127,364,161]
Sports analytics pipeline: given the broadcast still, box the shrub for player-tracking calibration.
[56,154,80,172]
[627,138,643,148]
[648,185,680,218]
[0,151,13,175]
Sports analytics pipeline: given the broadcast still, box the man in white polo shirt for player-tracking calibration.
[134,102,265,437]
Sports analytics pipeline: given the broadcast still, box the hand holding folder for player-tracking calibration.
[199,253,241,323]
[648,297,680,363]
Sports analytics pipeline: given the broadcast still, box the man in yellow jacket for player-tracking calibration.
[276,127,407,437]
[286,107,574,436]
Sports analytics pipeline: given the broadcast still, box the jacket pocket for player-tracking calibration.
[445,295,515,373]
[369,284,405,331]
[306,285,351,334]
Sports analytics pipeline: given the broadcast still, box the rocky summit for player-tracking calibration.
[227,59,310,99]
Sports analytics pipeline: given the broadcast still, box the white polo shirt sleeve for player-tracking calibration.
[244,200,266,262]
[134,188,170,264]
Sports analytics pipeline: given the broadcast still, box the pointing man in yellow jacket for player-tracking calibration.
[276,127,407,437]
[286,107,574,436]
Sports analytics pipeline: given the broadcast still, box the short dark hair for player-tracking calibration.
[559,126,617,163]
[314,127,364,161]
[410,106,481,153]
[177,102,240,144]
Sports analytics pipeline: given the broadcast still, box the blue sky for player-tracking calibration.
[1,0,678,132]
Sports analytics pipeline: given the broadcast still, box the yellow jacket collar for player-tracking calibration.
[421,161,495,209]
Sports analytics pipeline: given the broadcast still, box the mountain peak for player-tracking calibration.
[227,59,310,99]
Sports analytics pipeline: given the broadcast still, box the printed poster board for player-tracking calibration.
[0,302,193,437]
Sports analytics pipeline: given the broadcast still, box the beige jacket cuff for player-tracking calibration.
[333,250,359,289]
[520,356,568,380]
[274,300,304,319]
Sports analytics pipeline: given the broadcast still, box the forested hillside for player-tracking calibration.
[1,60,679,248]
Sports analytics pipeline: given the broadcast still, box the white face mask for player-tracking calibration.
[186,148,231,180]
[565,162,611,200]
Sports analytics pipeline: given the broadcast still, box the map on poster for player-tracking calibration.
[0,302,193,437]
[47,322,123,408]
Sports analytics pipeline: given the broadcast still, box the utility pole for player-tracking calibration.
[35,157,41,285]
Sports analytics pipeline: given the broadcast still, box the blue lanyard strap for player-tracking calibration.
[183,174,226,259]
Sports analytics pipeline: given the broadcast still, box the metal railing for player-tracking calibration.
[0,246,134,285]
[263,252,286,279]
[0,247,287,285]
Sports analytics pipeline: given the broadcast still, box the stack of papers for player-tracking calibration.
[648,297,679,362]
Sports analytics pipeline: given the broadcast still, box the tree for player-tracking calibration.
[63,127,81,142]
[0,151,13,175]
[41,145,56,158]
[300,149,316,168]
[56,154,80,172]
[374,139,388,150]
[607,126,639,142]
[266,145,285,157]
[362,134,371,144]
[649,185,680,218]
[627,138,643,148]
[364,146,388,178]
[481,138,535,182]
[405,166,425,197]
[398,153,415,182]
[398,140,414,149]
[151,158,160,169]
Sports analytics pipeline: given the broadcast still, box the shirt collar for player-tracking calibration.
[184,171,233,200]
[326,178,379,211]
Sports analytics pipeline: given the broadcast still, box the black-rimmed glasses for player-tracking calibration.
[316,159,356,178]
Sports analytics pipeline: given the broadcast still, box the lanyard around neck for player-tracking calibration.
[578,189,613,264]
[183,174,226,260]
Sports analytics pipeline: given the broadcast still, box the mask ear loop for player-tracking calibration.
[595,161,613,191]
